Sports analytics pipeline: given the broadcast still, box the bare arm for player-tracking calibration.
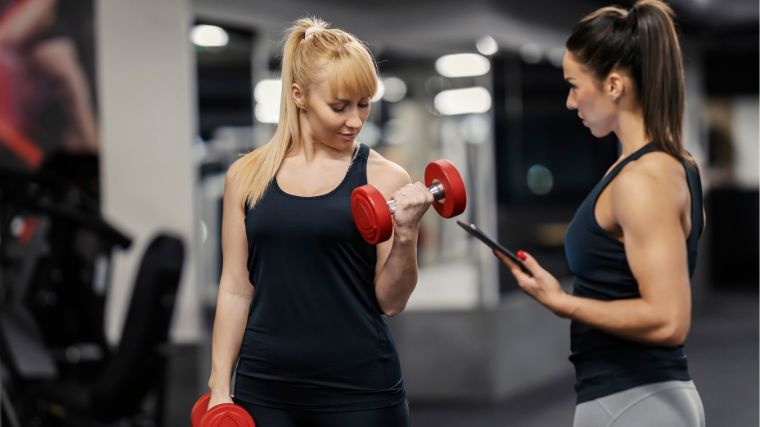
[497,165,692,347]
[369,154,433,317]
[560,168,691,345]
[207,162,255,406]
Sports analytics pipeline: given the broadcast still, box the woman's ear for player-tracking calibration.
[292,83,306,110]
[606,71,624,102]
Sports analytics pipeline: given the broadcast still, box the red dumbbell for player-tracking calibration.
[190,393,255,427]
[351,159,467,244]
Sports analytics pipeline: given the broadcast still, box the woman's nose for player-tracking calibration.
[346,110,363,129]
[566,91,576,110]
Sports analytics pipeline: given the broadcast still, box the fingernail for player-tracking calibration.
[517,250,527,261]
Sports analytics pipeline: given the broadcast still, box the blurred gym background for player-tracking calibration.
[0,0,757,425]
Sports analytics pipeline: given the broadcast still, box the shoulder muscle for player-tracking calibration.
[611,154,686,234]
[366,149,412,199]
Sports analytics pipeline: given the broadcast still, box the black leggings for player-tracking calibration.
[234,400,410,427]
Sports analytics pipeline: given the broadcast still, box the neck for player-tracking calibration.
[295,113,318,164]
[614,109,648,158]
[295,114,356,165]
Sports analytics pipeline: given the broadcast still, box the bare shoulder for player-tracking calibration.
[366,149,412,198]
[226,156,245,178]
[615,152,688,196]
[224,157,246,189]
[611,152,688,226]
[224,156,250,205]
[634,151,687,177]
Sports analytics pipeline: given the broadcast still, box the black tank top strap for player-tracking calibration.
[681,156,704,249]
[600,143,658,185]
[681,159,705,272]
[356,143,370,169]
[588,143,659,210]
[359,142,370,160]
[344,143,370,188]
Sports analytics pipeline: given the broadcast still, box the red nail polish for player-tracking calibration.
[517,250,527,261]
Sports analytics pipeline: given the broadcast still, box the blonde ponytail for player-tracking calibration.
[234,17,378,210]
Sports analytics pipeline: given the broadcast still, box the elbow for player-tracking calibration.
[654,322,689,347]
[376,275,417,318]
[381,302,407,318]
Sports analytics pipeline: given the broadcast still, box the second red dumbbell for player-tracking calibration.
[190,393,255,427]
[351,159,467,244]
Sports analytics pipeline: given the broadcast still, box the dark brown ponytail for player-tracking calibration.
[566,0,691,163]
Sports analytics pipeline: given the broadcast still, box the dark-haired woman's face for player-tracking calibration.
[563,52,617,138]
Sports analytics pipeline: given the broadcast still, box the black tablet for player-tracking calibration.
[456,220,533,277]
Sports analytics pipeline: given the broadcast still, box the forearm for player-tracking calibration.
[557,293,689,347]
[374,226,419,317]
[207,287,253,395]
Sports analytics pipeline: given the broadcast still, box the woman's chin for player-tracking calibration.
[589,127,612,139]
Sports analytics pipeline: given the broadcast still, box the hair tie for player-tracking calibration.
[627,8,638,26]
[305,27,320,38]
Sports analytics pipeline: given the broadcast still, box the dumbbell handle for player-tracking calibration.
[387,182,445,214]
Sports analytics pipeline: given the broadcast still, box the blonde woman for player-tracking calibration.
[205,18,429,426]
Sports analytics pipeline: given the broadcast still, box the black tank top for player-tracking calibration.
[234,144,405,411]
[564,143,704,404]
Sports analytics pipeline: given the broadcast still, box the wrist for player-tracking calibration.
[208,387,231,400]
[392,224,419,244]
[550,291,575,318]
[207,378,231,396]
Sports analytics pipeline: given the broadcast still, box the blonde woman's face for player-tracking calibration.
[301,78,370,149]
[562,52,618,138]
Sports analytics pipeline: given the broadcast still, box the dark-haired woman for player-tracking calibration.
[494,1,706,426]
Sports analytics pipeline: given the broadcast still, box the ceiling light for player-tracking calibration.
[191,25,229,48]
[434,87,491,116]
[435,53,490,78]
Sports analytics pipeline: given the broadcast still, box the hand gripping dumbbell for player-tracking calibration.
[351,159,467,244]
[191,393,255,427]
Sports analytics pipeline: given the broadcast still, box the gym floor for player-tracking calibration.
[167,287,758,426]
[410,288,759,427]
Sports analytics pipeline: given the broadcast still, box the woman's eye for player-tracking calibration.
[358,103,369,109]
[331,106,346,112]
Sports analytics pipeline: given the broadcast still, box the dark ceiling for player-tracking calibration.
[194,0,758,57]
[192,0,758,138]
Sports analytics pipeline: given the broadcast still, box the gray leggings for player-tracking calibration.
[573,380,705,427]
